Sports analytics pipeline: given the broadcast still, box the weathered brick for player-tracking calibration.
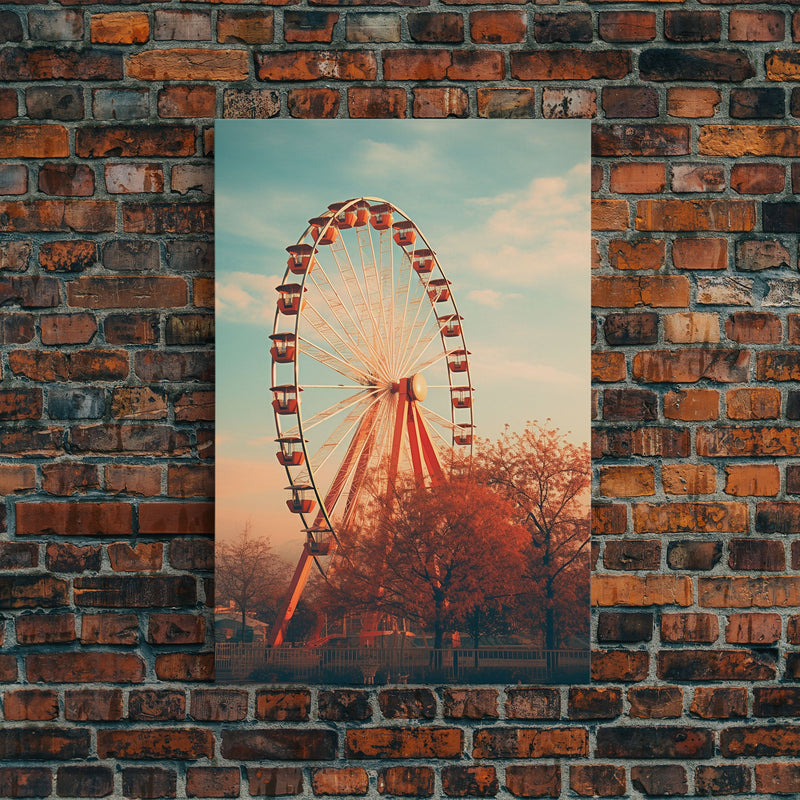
[98,729,213,759]
[223,729,337,760]
[81,613,138,645]
[597,612,653,643]
[470,11,526,43]
[665,10,720,42]
[695,765,751,795]
[190,689,247,722]
[246,768,303,797]
[91,12,149,44]
[92,89,148,121]
[64,689,122,721]
[27,652,145,683]
[630,766,687,797]
[377,767,434,797]
[505,765,560,798]
[187,767,240,799]
[505,688,560,720]
[318,690,372,721]
[0,729,89,760]
[217,10,273,43]
[511,50,630,80]
[122,768,177,799]
[591,650,649,682]
[16,613,75,644]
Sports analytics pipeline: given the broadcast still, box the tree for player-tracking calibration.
[322,476,526,651]
[477,421,590,650]
[215,523,284,641]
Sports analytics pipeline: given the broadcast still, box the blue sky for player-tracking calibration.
[215,120,590,554]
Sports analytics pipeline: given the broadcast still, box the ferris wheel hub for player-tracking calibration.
[409,373,428,402]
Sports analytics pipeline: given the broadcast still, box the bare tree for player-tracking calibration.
[216,522,283,641]
[477,421,590,650]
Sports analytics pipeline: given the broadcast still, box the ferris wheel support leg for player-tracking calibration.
[411,403,444,486]
[268,545,314,648]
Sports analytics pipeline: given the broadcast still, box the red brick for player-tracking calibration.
[633,349,748,383]
[27,652,145,683]
[596,727,713,759]
[603,86,658,119]
[65,689,122,721]
[599,466,655,497]
[383,49,449,80]
[311,768,368,797]
[570,765,625,797]
[105,465,161,496]
[58,765,115,798]
[128,690,186,721]
[568,688,622,720]
[0,47,122,81]
[348,87,406,119]
[695,765,751,794]
[725,464,780,496]
[67,276,187,309]
[690,687,747,720]
[154,9,211,41]
[257,50,376,81]
[0,125,68,158]
[665,10,721,42]
[726,612,781,644]
[175,390,213,422]
[38,163,94,197]
[699,576,800,607]
[699,124,800,156]
[287,88,340,118]
[0,311,35,341]
[377,767,433,797]
[42,463,98,495]
[412,87,468,119]
[477,88,534,118]
[608,238,664,270]
[505,688,559,720]
[636,199,755,231]
[592,275,690,308]
[0,768,51,797]
[721,726,800,757]
[16,613,75,644]
[598,11,655,42]
[105,163,164,193]
[593,124,689,157]
[731,163,785,194]
[730,10,784,41]
[98,729,213,759]
[187,768,240,799]
[40,313,97,345]
[223,729,336,760]
[726,387,781,420]
[592,199,629,230]
[592,575,692,607]
[76,125,194,158]
[633,501,747,533]
[123,202,212,234]
[756,764,800,794]
[442,766,498,798]
[628,687,683,719]
[149,613,205,645]
[127,48,247,81]
[104,314,158,345]
[630,766,687,797]
[511,50,630,80]
[122,768,176,800]
[189,689,247,722]
[592,351,626,382]
[591,650,649,682]
[91,12,149,44]
[470,11,526,43]
[217,10,273,44]
[443,689,497,720]
[505,765,560,798]
[246,768,303,796]
[81,613,138,645]
[155,653,214,682]
[609,164,665,195]
[16,501,132,536]
[157,85,215,118]
[672,237,727,271]
[46,542,101,573]
[0,201,115,233]
[107,541,163,572]
[408,11,462,42]
[472,729,587,759]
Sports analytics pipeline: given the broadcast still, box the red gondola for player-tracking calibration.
[439,314,462,337]
[370,203,393,231]
[308,216,338,246]
[286,244,315,275]
[427,278,451,303]
[276,436,305,466]
[447,349,470,373]
[286,484,315,514]
[451,386,472,408]
[392,220,416,247]
[271,384,300,415]
[269,333,296,363]
[277,283,304,315]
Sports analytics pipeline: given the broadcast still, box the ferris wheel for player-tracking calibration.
[268,197,474,646]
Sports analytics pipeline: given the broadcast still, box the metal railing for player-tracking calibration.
[215,643,589,684]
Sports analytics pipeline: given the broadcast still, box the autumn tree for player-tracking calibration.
[215,522,285,641]
[477,421,590,650]
[323,476,526,651]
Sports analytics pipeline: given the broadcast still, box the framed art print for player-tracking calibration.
[214,120,591,685]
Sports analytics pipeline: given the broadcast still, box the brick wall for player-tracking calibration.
[1,2,799,798]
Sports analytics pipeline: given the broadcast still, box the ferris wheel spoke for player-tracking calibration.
[331,232,390,369]
[395,268,439,373]
[380,228,396,380]
[417,403,458,432]
[360,223,391,364]
[400,321,447,378]
[306,265,388,376]
[304,299,385,380]
[298,336,373,384]
[402,342,450,380]
[310,389,388,476]
[288,389,375,436]
[392,246,416,376]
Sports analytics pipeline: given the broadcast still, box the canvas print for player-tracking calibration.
[215,120,590,684]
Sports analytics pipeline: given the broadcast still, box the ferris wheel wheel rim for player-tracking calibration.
[270,196,475,545]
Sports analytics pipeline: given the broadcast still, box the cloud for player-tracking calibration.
[216,270,283,325]
[441,173,590,288]
[468,288,521,309]
[471,351,582,386]
[355,139,446,184]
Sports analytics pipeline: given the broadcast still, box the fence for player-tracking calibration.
[215,643,589,685]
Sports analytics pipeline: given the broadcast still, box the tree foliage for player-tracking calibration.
[215,522,285,641]
[476,421,590,649]
[322,476,526,650]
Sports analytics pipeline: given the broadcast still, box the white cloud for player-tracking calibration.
[441,174,590,288]
[355,139,446,184]
[216,270,283,325]
[471,351,582,386]
[468,288,521,309]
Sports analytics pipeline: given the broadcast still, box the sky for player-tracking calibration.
[215,120,590,557]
